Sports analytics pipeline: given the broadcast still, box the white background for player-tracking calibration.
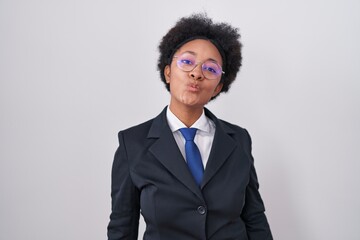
[1,0,359,239]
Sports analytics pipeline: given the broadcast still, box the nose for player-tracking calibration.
[189,64,204,81]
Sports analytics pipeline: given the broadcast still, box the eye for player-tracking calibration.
[179,59,194,65]
[203,66,218,74]
[202,62,221,75]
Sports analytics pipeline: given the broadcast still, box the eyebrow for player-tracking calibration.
[181,51,220,64]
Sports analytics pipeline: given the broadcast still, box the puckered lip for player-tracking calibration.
[187,83,200,92]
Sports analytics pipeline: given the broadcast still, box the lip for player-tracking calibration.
[187,83,200,92]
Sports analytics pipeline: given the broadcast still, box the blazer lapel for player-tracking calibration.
[148,107,203,200]
[201,108,237,189]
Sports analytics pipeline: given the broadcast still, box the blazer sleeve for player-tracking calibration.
[107,131,140,240]
[241,130,273,240]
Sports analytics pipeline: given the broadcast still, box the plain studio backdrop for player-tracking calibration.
[1,0,359,239]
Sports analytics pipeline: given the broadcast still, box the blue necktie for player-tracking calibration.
[179,128,204,186]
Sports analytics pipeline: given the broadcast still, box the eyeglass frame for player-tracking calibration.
[172,53,225,80]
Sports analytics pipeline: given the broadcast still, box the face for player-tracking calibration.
[164,39,223,111]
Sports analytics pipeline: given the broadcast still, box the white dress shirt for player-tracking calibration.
[166,107,216,169]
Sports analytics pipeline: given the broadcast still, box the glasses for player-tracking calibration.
[173,52,225,80]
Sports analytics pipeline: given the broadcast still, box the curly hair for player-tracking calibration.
[157,13,242,100]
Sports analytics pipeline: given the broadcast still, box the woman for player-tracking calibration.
[107,13,273,240]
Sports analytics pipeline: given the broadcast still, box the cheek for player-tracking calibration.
[169,70,187,85]
[209,83,221,92]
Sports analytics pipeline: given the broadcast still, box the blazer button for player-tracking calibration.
[197,206,206,215]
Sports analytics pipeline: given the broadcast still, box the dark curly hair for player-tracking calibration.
[157,13,242,100]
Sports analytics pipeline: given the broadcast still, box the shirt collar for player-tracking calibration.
[166,106,213,133]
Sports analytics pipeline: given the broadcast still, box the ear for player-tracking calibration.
[212,83,223,97]
[164,65,171,83]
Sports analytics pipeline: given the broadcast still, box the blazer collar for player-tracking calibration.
[148,107,236,196]
[201,108,236,188]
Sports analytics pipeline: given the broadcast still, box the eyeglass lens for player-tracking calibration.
[175,52,222,79]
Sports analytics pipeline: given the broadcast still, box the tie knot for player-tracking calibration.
[179,128,197,141]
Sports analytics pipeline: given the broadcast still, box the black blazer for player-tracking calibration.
[108,107,272,240]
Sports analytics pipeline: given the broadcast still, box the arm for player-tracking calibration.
[107,132,140,240]
[241,131,273,240]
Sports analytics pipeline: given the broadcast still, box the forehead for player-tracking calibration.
[174,39,223,65]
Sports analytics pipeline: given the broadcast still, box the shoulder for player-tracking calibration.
[205,108,249,134]
[219,118,252,140]
[118,118,154,140]
[218,118,248,133]
[205,108,252,142]
[117,107,167,141]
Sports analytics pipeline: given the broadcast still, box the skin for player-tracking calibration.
[164,39,223,127]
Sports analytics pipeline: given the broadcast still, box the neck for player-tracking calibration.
[169,104,203,128]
